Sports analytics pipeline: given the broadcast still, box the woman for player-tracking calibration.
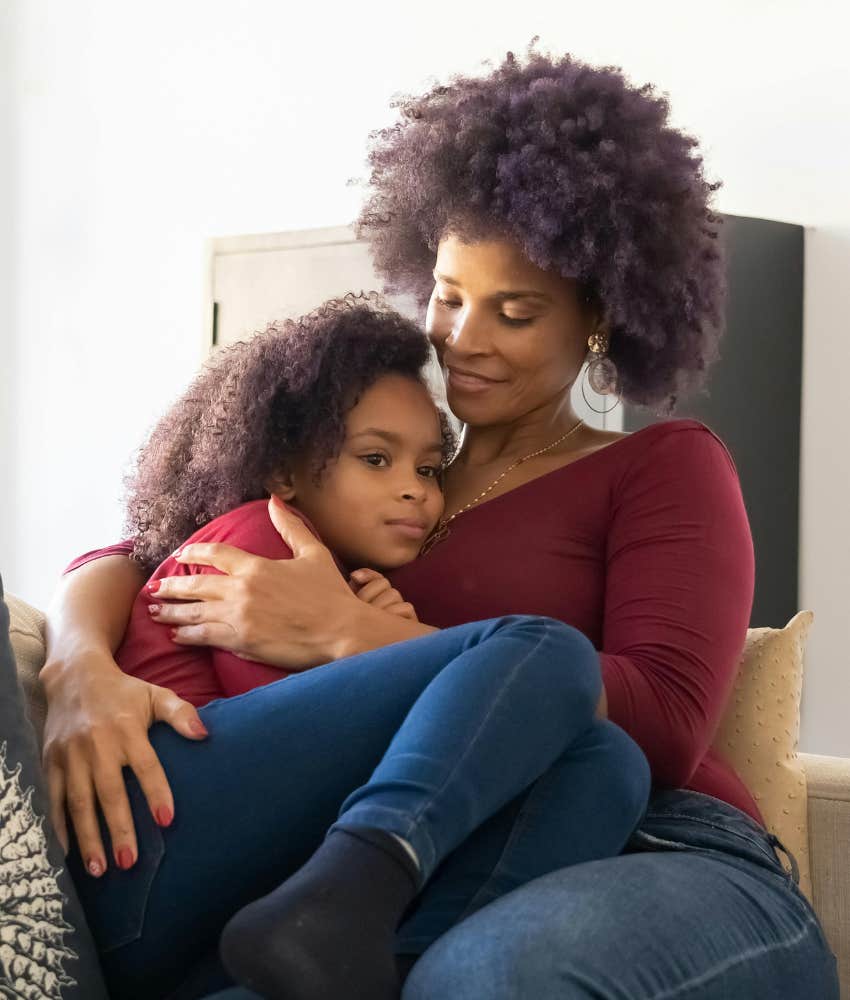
[42,43,839,998]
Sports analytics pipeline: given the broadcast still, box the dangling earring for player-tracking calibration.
[580,326,622,415]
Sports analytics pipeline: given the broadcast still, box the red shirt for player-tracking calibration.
[66,418,760,822]
[106,501,318,707]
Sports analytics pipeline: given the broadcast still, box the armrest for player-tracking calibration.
[800,752,850,999]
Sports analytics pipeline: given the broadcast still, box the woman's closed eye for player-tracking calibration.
[434,296,535,328]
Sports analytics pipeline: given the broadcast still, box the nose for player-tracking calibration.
[398,471,427,503]
[445,306,492,357]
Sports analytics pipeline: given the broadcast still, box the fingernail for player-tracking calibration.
[172,547,183,558]
[189,719,209,737]
[147,603,161,615]
[87,858,104,877]
[155,806,173,827]
[116,847,134,870]
[146,580,161,595]
[270,495,286,509]
[169,628,179,642]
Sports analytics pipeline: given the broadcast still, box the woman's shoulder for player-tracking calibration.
[611,418,742,494]
[580,418,735,473]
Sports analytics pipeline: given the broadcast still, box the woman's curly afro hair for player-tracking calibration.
[124,293,451,572]
[355,39,727,413]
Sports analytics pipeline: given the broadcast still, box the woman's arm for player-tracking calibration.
[41,554,207,871]
[599,424,755,787]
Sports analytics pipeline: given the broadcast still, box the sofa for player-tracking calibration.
[5,592,850,998]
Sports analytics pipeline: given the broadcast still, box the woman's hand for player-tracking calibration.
[40,650,207,873]
[149,499,438,663]
[349,568,419,621]
[148,499,366,668]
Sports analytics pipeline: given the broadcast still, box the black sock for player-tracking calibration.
[395,953,420,985]
[220,826,421,1000]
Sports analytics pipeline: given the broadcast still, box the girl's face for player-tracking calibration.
[279,374,445,571]
[425,234,595,427]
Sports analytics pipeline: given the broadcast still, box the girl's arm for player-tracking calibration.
[41,554,208,871]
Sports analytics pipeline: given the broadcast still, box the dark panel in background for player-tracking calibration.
[623,214,804,628]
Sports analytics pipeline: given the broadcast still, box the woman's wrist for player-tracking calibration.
[330,599,438,661]
[40,639,121,699]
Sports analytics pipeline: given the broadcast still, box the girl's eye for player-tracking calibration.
[362,453,389,467]
[417,466,440,479]
[435,295,461,309]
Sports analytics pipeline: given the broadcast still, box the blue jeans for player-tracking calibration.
[397,788,840,999]
[208,790,840,1000]
[67,616,650,999]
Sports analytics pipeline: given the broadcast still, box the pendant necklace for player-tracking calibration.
[420,418,585,556]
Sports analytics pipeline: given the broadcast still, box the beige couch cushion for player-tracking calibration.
[5,592,48,748]
[713,610,813,900]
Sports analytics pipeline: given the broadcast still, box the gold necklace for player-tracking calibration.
[420,418,585,556]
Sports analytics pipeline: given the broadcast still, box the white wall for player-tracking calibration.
[3,0,848,752]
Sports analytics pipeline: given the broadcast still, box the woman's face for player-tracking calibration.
[280,374,445,571]
[426,234,594,428]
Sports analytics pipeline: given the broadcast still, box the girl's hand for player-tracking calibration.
[40,650,207,872]
[146,499,365,668]
[349,568,419,621]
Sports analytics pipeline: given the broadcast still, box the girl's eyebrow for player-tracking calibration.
[351,428,444,453]
[433,270,551,303]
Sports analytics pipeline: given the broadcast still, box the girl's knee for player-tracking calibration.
[595,721,651,817]
[508,615,602,707]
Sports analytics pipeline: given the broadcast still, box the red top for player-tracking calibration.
[66,418,760,823]
[107,501,316,706]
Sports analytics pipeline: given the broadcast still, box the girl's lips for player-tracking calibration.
[385,520,429,539]
[446,368,503,393]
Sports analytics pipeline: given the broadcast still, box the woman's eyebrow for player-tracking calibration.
[350,428,444,452]
[433,270,551,302]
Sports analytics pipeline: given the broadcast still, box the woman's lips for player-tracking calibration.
[446,367,504,393]
[385,519,429,539]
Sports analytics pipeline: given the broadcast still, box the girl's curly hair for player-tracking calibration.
[354,39,726,413]
[124,293,451,573]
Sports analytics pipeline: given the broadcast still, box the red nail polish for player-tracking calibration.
[117,847,134,870]
[189,719,209,737]
[155,806,173,827]
[147,603,161,615]
[146,580,161,595]
[87,858,104,877]
[169,628,179,642]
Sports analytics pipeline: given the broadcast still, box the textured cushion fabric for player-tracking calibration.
[0,578,109,1000]
[7,592,48,748]
[713,610,813,900]
[802,752,850,999]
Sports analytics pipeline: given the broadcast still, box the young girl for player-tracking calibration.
[112,293,453,709]
[68,293,651,1000]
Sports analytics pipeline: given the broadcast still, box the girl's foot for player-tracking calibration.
[220,826,421,1000]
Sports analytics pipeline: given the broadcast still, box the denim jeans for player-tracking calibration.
[395,788,840,999]
[205,788,840,1000]
[66,616,650,1000]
